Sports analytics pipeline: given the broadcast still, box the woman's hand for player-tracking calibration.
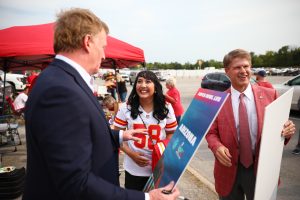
[128,151,150,167]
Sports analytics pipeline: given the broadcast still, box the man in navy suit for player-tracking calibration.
[23,8,179,200]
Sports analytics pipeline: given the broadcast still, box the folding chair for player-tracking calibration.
[0,123,9,146]
[0,122,10,166]
[0,115,21,151]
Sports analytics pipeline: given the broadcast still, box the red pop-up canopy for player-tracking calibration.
[0,23,145,71]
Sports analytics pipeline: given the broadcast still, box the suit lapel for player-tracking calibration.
[252,85,265,145]
[53,59,117,144]
[54,59,105,115]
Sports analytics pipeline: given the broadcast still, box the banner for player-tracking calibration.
[144,88,228,192]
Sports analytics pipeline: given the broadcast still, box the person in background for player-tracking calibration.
[103,95,119,124]
[13,85,29,112]
[292,133,300,155]
[23,8,179,200]
[164,77,184,123]
[113,70,178,191]
[255,70,274,89]
[292,99,300,155]
[206,49,295,200]
[116,73,128,103]
[27,70,39,93]
[103,95,118,113]
[105,71,117,99]
[27,71,38,85]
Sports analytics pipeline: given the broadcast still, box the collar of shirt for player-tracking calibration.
[230,83,253,102]
[55,55,94,92]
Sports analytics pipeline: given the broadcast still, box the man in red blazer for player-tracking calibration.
[205,49,295,200]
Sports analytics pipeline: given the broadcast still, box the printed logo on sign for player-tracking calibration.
[195,89,223,106]
[179,124,197,146]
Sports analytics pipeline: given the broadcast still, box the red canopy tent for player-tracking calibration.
[0,22,145,71]
[0,23,145,114]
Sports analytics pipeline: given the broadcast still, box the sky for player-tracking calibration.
[0,0,300,64]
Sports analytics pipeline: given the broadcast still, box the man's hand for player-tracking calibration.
[149,181,180,200]
[215,146,232,167]
[123,129,147,141]
[282,120,296,139]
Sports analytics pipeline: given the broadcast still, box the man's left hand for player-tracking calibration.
[282,120,296,139]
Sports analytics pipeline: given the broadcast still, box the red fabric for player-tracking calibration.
[27,74,38,93]
[27,74,38,85]
[239,94,253,168]
[166,87,184,117]
[152,139,170,171]
[0,23,145,71]
[257,81,274,89]
[205,85,278,196]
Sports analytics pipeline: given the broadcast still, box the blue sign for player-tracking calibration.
[144,88,228,192]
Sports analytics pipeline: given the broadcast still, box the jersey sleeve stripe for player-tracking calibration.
[165,121,178,129]
[157,142,166,156]
[114,117,128,126]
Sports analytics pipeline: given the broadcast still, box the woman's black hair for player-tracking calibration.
[127,70,169,123]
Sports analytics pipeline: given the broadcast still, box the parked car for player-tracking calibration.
[201,72,257,92]
[129,71,139,85]
[201,72,231,91]
[154,71,172,81]
[0,70,27,93]
[273,74,300,111]
[0,81,13,114]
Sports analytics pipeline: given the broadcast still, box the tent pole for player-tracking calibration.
[2,60,8,115]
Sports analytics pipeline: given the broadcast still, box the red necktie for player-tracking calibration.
[239,93,253,168]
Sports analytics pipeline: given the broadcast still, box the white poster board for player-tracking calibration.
[254,88,294,200]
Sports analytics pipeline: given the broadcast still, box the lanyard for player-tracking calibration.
[138,113,157,145]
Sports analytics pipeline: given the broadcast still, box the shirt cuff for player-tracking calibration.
[145,193,150,200]
[119,130,124,145]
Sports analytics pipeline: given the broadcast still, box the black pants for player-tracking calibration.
[125,171,149,191]
[220,162,256,200]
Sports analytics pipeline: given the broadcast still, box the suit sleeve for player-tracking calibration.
[33,86,144,200]
[111,129,121,147]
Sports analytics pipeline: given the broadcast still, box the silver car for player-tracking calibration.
[129,71,139,85]
[273,74,300,111]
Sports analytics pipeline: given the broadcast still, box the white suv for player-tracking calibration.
[0,70,27,93]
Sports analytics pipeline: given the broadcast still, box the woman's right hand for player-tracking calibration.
[128,151,150,167]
